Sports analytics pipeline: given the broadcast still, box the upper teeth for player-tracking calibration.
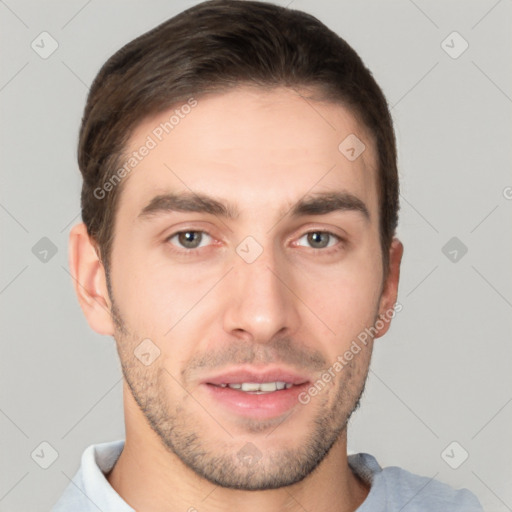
[219,382,293,392]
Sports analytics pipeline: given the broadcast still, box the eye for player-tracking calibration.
[295,231,341,250]
[166,230,213,250]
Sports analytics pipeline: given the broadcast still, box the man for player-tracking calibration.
[52,1,484,510]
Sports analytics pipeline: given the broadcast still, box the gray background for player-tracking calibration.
[0,0,510,510]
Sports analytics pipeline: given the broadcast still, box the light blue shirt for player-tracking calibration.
[52,439,484,511]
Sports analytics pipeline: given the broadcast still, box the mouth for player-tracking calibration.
[211,381,295,393]
[201,367,311,420]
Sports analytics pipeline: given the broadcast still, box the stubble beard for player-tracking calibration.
[110,297,373,490]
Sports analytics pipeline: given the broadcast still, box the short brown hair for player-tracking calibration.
[78,0,399,272]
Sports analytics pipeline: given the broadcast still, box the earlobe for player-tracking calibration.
[374,237,404,339]
[68,223,115,336]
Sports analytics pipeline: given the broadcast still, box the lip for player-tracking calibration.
[202,366,311,386]
[200,366,311,420]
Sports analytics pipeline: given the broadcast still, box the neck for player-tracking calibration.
[107,382,370,512]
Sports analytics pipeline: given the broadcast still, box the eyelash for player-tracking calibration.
[165,229,344,256]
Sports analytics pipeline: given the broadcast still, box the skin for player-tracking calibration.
[69,86,403,512]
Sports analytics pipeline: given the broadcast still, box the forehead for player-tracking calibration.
[117,86,379,222]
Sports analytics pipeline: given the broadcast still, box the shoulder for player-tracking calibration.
[51,440,131,512]
[349,453,484,512]
[379,465,484,511]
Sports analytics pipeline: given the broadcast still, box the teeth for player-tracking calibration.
[257,382,277,392]
[223,381,292,393]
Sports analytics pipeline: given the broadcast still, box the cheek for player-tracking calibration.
[111,249,218,343]
[298,256,382,338]
[110,249,168,330]
[111,226,382,340]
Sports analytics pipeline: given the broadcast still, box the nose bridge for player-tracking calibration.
[222,237,300,341]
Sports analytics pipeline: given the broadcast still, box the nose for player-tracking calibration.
[221,243,301,343]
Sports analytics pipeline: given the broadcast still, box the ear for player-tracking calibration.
[374,237,404,339]
[68,223,115,336]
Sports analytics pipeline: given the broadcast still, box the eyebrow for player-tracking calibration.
[138,191,370,222]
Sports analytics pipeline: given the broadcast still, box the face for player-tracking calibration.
[103,86,398,490]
